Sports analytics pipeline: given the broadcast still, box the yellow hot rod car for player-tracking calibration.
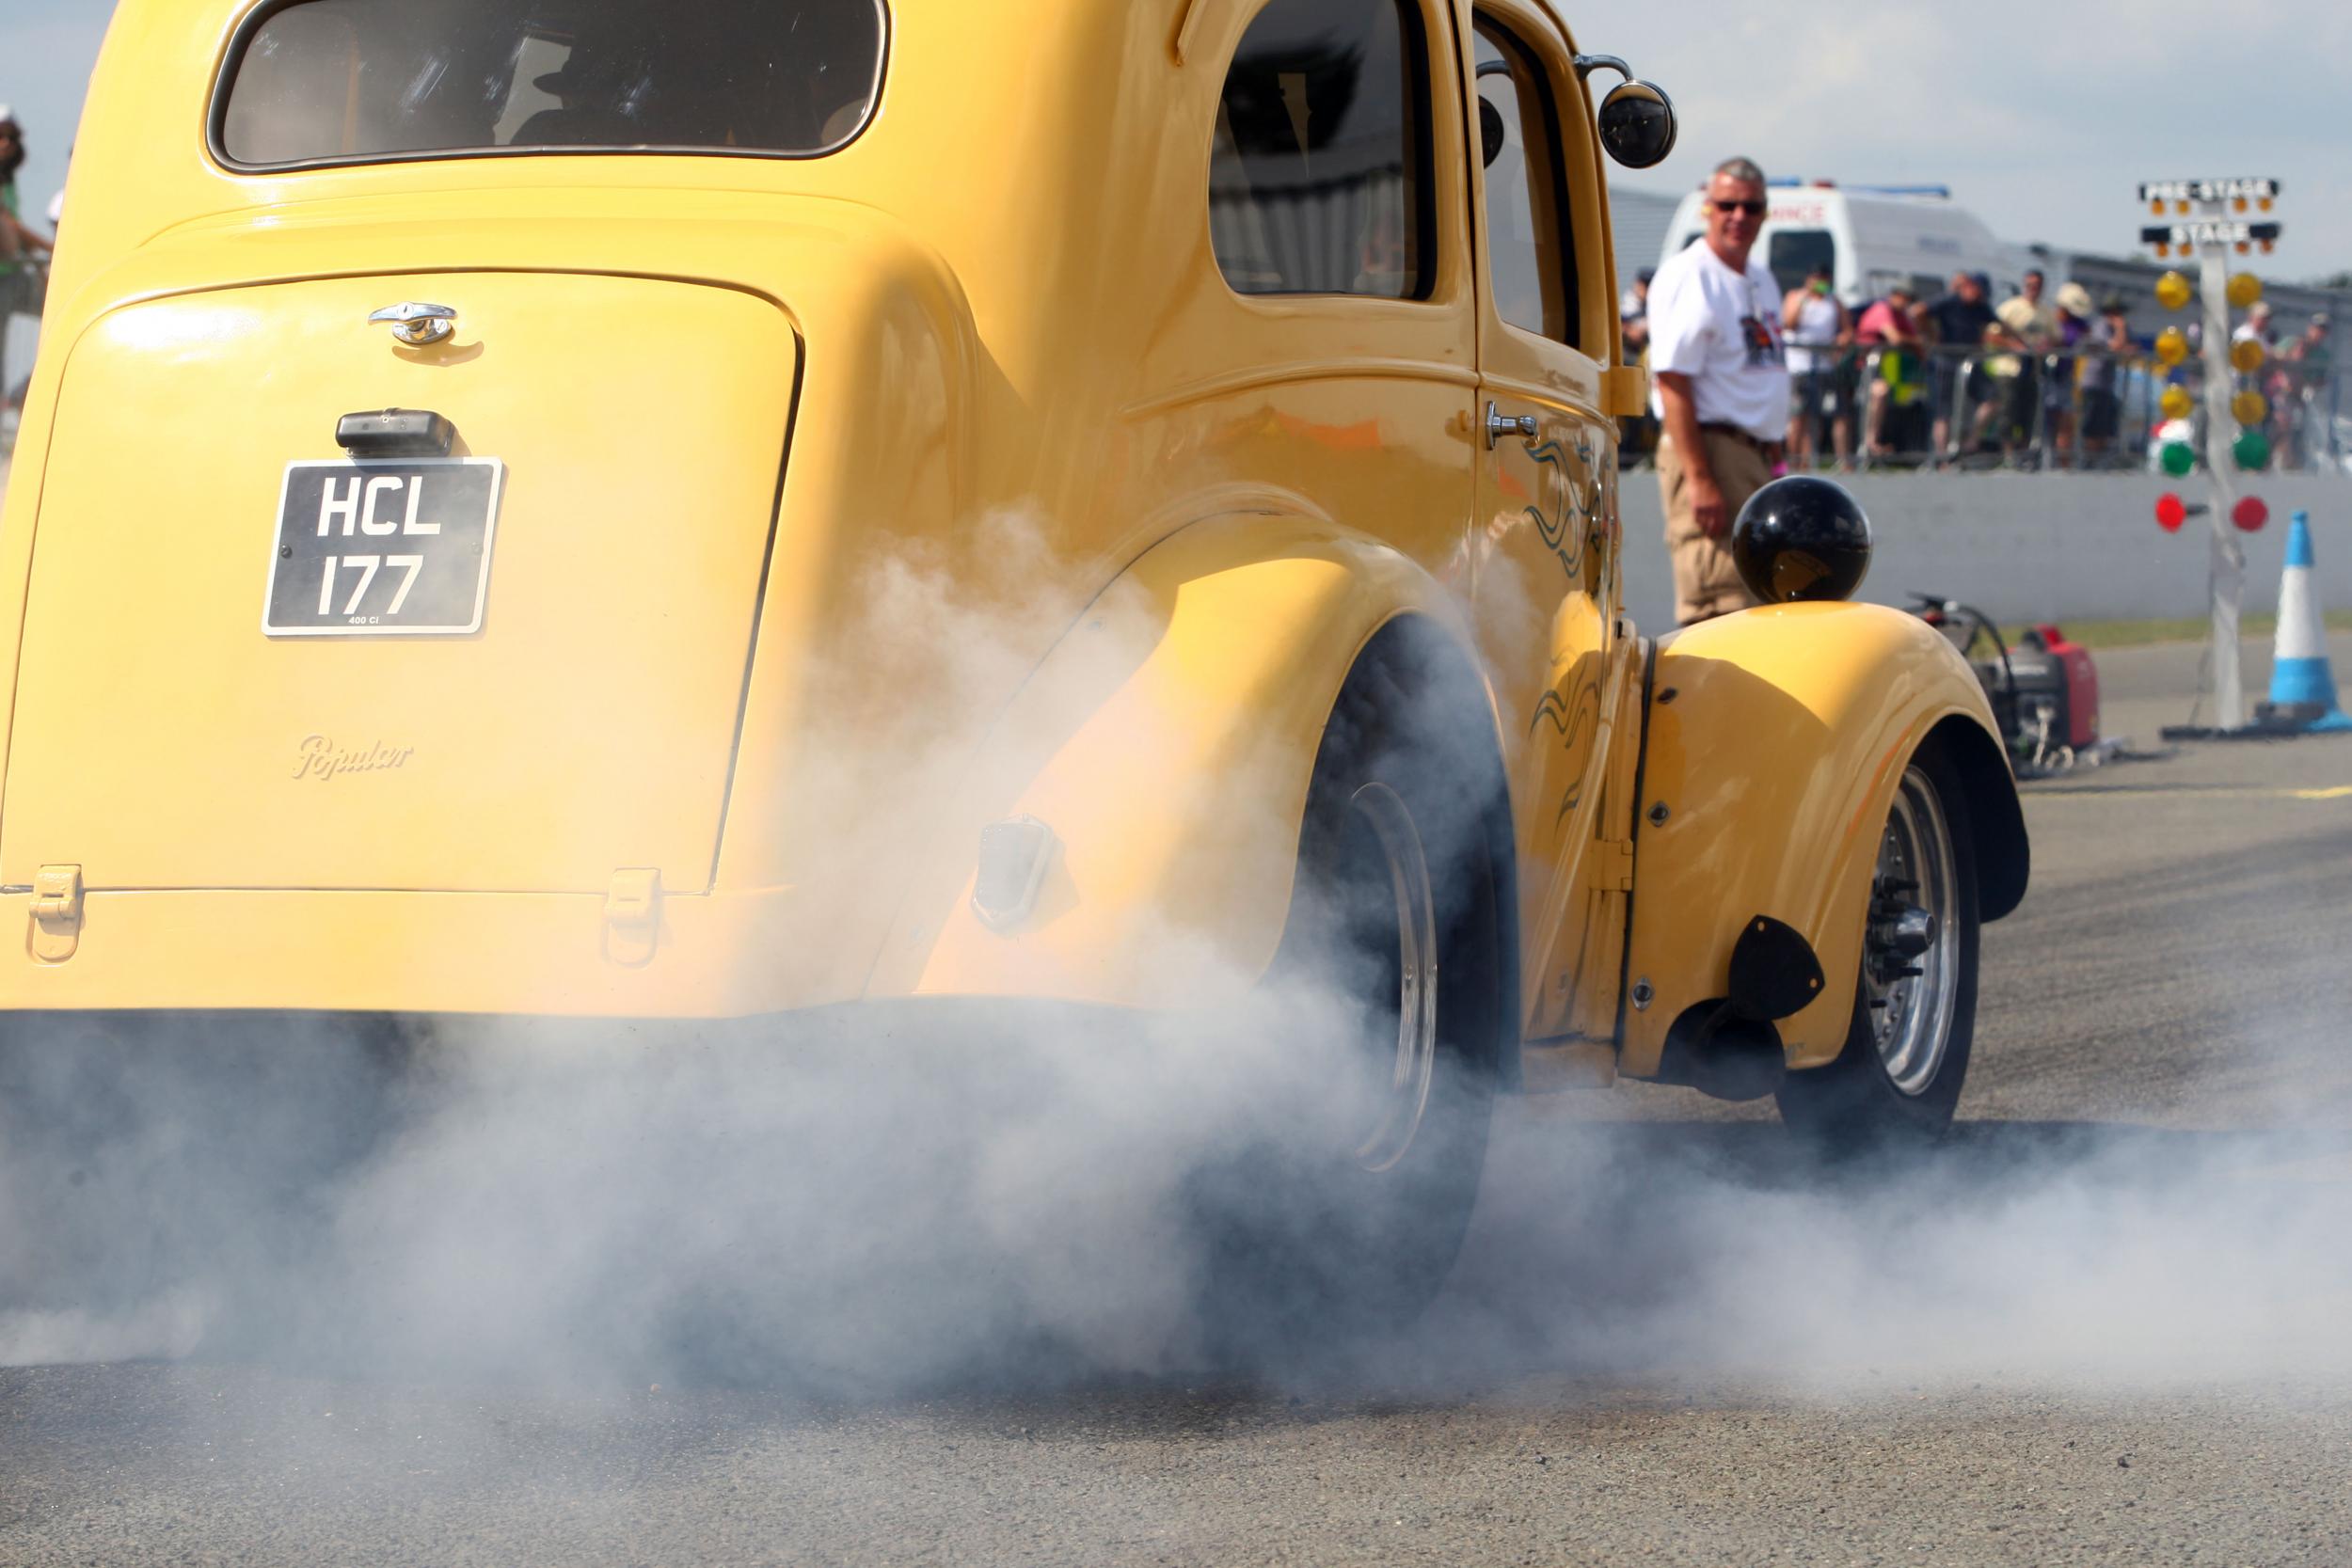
[5,0,2024,1316]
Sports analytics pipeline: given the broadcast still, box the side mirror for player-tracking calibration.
[1596,80,1677,170]
[1731,476,1873,604]
[1478,98,1506,169]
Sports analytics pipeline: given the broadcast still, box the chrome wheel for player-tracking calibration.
[1346,781,1439,1174]
[1200,633,1504,1354]
[1864,765,1963,1096]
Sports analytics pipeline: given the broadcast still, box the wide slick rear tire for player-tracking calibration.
[1194,628,1509,1357]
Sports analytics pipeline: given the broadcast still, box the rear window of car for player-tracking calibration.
[215,0,887,170]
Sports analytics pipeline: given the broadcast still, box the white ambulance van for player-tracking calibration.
[1661,182,2029,309]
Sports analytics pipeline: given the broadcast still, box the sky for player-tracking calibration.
[2,0,2348,338]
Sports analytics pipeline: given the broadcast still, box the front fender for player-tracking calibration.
[865,512,1498,1010]
[1621,602,2029,1075]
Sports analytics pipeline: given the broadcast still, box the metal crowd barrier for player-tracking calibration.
[1770,338,2344,476]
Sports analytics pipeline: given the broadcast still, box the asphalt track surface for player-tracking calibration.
[4,446,2351,1564]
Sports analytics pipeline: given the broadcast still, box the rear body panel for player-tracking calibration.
[7,272,797,897]
[0,189,988,1018]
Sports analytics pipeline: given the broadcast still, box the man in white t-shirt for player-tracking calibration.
[1647,156,1789,624]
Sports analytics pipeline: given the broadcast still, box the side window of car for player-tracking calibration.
[1472,17,1580,349]
[1209,0,1434,300]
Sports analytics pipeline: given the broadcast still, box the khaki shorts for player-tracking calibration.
[1658,429,1772,626]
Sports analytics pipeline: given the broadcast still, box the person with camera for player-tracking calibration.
[0,108,53,291]
[1782,261,1851,471]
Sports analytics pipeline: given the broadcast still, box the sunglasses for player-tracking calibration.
[1711,199,1767,216]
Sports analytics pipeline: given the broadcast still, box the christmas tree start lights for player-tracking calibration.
[2137,176,2287,733]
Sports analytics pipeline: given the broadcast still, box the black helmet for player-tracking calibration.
[1732,477,1873,604]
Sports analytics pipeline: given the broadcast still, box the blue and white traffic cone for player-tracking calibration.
[2263,511,2352,733]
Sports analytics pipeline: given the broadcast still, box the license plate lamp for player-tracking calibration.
[338,407,457,460]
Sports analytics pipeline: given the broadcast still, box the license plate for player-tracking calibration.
[263,459,505,637]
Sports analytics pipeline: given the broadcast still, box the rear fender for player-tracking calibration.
[865,512,1504,1011]
[1621,602,2028,1075]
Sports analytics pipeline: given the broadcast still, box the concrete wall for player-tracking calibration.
[1617,473,2352,633]
[2,318,35,406]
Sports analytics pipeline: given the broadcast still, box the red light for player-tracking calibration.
[2233,496,2269,531]
[2155,493,2188,531]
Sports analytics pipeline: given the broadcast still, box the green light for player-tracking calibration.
[2161,440,2196,477]
[2233,429,2272,470]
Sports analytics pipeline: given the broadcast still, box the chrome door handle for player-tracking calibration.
[1486,402,1539,449]
[369,302,458,347]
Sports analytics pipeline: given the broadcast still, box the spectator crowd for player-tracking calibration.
[1622,250,2341,476]
[2,103,61,435]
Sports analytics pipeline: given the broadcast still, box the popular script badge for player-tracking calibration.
[294,735,415,782]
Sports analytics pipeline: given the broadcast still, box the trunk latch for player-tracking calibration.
[603,869,663,968]
[30,865,85,963]
[367,302,458,347]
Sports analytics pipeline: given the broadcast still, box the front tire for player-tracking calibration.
[1776,743,1980,1148]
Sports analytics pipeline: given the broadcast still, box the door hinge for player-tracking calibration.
[1586,838,1636,893]
[603,868,662,968]
[30,864,85,963]
[1600,364,1649,419]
